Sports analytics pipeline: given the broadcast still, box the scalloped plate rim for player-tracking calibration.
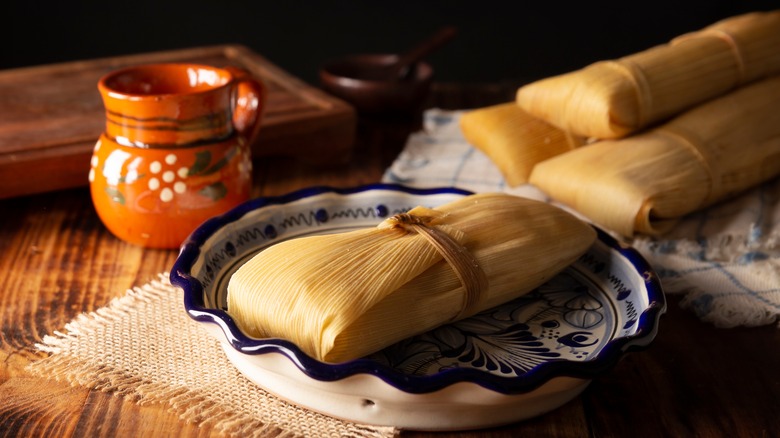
[171,183,666,396]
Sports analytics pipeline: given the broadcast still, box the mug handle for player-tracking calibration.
[225,66,267,145]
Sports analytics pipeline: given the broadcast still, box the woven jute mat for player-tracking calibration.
[27,274,396,438]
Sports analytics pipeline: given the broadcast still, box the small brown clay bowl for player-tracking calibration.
[319,54,433,114]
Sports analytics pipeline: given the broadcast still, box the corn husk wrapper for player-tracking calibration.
[227,193,596,363]
[516,10,780,139]
[459,103,585,186]
[529,75,780,237]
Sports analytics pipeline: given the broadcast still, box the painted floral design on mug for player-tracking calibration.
[91,141,253,205]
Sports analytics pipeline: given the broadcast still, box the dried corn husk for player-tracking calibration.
[516,10,780,139]
[529,75,780,237]
[459,103,585,186]
[227,193,596,363]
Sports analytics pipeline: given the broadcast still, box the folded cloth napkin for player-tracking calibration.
[384,109,780,328]
[28,275,395,438]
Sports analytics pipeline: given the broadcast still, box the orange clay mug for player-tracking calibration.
[89,63,266,248]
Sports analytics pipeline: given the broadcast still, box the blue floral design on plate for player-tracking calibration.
[369,270,613,377]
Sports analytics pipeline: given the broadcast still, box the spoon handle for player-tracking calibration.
[392,26,458,80]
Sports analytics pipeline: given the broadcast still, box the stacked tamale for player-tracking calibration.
[517,11,780,139]
[460,10,780,236]
[460,103,585,186]
[531,76,780,236]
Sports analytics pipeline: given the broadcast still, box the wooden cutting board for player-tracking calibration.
[0,45,356,199]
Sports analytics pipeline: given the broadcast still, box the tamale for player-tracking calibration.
[529,75,780,237]
[516,10,780,139]
[459,103,585,186]
[227,193,596,363]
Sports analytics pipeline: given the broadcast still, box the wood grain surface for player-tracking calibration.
[1,84,778,438]
[0,45,355,199]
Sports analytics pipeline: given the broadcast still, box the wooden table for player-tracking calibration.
[1,83,778,437]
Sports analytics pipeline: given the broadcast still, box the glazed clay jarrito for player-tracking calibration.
[90,63,265,248]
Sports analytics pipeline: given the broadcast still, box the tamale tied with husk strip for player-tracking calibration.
[516,10,780,139]
[227,193,596,363]
[529,75,780,237]
[459,103,585,186]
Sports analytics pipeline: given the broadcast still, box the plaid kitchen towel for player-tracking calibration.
[383,109,780,328]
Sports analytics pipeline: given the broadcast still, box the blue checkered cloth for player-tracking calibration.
[383,109,780,328]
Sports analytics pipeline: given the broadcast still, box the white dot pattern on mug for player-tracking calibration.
[148,154,191,202]
[143,155,188,201]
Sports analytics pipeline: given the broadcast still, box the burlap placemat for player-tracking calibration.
[27,274,396,438]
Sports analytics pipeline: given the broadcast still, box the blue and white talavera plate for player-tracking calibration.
[171,184,666,431]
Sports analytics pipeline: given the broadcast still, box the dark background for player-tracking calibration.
[2,1,777,86]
